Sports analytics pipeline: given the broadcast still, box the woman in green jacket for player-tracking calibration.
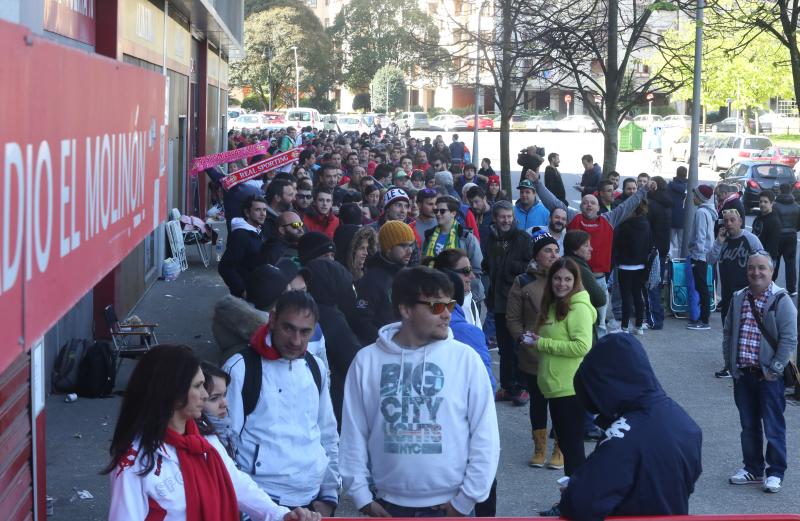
[526,257,597,476]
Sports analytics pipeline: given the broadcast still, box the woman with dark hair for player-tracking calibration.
[485,175,509,203]
[614,200,652,335]
[526,258,596,476]
[105,344,318,521]
[562,230,607,312]
[199,361,236,458]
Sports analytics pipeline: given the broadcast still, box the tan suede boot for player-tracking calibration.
[529,429,547,467]
[547,440,564,470]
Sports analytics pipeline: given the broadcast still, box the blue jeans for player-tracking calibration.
[647,259,668,328]
[733,371,787,479]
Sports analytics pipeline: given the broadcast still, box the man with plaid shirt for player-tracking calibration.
[721,251,796,494]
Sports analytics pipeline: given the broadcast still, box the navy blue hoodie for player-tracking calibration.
[559,333,702,521]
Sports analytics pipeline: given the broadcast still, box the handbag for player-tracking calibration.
[746,293,799,387]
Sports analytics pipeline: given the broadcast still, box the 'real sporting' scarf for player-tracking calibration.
[424,225,460,258]
[163,419,239,521]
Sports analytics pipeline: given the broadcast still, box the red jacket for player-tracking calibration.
[304,211,340,239]
[567,214,614,273]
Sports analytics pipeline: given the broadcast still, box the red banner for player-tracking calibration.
[191,141,269,175]
[222,149,301,190]
[0,19,167,372]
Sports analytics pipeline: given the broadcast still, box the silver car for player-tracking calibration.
[430,114,469,131]
[526,115,559,132]
[555,115,598,133]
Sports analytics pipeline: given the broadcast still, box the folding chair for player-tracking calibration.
[169,208,209,268]
[166,220,188,271]
[104,305,159,367]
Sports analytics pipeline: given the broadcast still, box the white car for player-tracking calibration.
[430,114,469,131]
[710,134,773,171]
[668,134,691,162]
[555,115,598,132]
[662,115,692,128]
[232,113,269,132]
[526,115,559,132]
[633,114,663,129]
[336,115,369,133]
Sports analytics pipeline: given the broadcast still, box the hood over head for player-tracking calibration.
[574,333,665,421]
[305,257,355,307]
[334,224,361,265]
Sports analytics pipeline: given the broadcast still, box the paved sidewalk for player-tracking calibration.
[45,252,800,519]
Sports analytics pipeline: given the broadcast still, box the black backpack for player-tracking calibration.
[239,346,322,419]
[52,339,91,393]
[77,341,117,398]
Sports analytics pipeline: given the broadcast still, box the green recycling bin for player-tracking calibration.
[619,122,644,151]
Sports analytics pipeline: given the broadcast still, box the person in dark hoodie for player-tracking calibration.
[646,176,672,330]
[614,200,652,335]
[305,258,364,428]
[334,225,378,282]
[355,221,416,341]
[218,195,269,298]
[205,166,263,234]
[772,183,800,294]
[558,333,703,520]
[752,191,782,270]
[667,166,688,257]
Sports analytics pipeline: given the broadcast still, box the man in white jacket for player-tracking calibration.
[224,291,340,515]
[340,266,500,517]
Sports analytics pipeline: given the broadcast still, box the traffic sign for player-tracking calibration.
[594,95,602,103]
[564,94,572,103]
[646,92,654,101]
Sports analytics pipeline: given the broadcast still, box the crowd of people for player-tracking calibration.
[105,124,798,520]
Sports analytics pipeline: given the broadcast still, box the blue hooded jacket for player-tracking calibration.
[450,304,496,391]
[559,333,702,521]
[514,199,550,232]
[667,177,688,229]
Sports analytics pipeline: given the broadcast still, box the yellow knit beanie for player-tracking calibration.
[378,221,415,253]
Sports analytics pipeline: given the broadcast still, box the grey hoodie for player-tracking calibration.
[687,201,716,262]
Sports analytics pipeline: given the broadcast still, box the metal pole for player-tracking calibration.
[291,46,299,107]
[680,0,704,258]
[386,75,390,113]
[472,1,486,168]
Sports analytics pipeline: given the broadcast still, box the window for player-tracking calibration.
[754,164,793,179]
[744,138,771,149]
[308,0,317,6]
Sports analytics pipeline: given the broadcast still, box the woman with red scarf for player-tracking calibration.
[105,344,320,521]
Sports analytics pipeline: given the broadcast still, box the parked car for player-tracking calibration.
[284,107,323,130]
[709,117,741,133]
[430,114,469,131]
[398,111,430,131]
[555,115,598,133]
[709,134,772,170]
[719,161,800,212]
[465,114,495,130]
[752,146,800,168]
[526,114,559,132]
[492,113,530,130]
[232,113,269,132]
[336,115,369,133]
[698,135,726,166]
[662,115,692,128]
[260,111,285,131]
[633,114,663,129]
[667,134,691,162]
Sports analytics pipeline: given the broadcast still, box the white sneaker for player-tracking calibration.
[729,468,764,485]
[763,476,782,493]
[635,327,645,336]
[606,319,621,330]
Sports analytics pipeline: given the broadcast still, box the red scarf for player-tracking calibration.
[163,420,239,521]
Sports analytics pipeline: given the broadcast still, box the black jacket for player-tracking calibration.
[614,215,652,266]
[580,163,602,196]
[667,177,687,229]
[561,334,702,520]
[481,225,532,313]
[752,211,782,258]
[305,259,364,427]
[647,189,673,258]
[773,194,800,234]
[544,165,567,205]
[218,221,267,297]
[355,253,405,339]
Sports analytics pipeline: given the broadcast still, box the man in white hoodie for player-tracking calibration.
[340,266,499,517]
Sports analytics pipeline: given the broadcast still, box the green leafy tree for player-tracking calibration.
[370,66,407,112]
[352,92,371,111]
[241,94,266,111]
[330,0,449,91]
[230,5,333,109]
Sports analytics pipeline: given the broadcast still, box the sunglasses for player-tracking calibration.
[451,265,473,275]
[416,299,457,314]
[296,193,313,199]
[281,222,304,229]
[434,209,451,215]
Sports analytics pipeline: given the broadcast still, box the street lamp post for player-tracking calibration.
[291,46,299,108]
[472,0,488,168]
[680,0,704,258]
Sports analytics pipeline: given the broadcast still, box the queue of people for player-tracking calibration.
[105,125,797,520]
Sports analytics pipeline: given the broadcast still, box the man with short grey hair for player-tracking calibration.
[722,251,796,493]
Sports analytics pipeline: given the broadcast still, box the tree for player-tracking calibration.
[370,66,407,112]
[241,94,266,111]
[654,18,794,130]
[330,0,449,91]
[229,5,333,109]
[536,0,689,174]
[352,92,371,111]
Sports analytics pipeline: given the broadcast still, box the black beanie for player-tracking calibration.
[532,232,559,259]
[245,265,288,311]
[298,231,336,265]
[339,203,363,225]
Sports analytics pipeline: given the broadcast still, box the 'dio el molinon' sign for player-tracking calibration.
[0,18,167,372]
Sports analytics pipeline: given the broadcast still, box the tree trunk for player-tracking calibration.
[603,115,619,175]
[499,1,514,195]
[603,0,620,174]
